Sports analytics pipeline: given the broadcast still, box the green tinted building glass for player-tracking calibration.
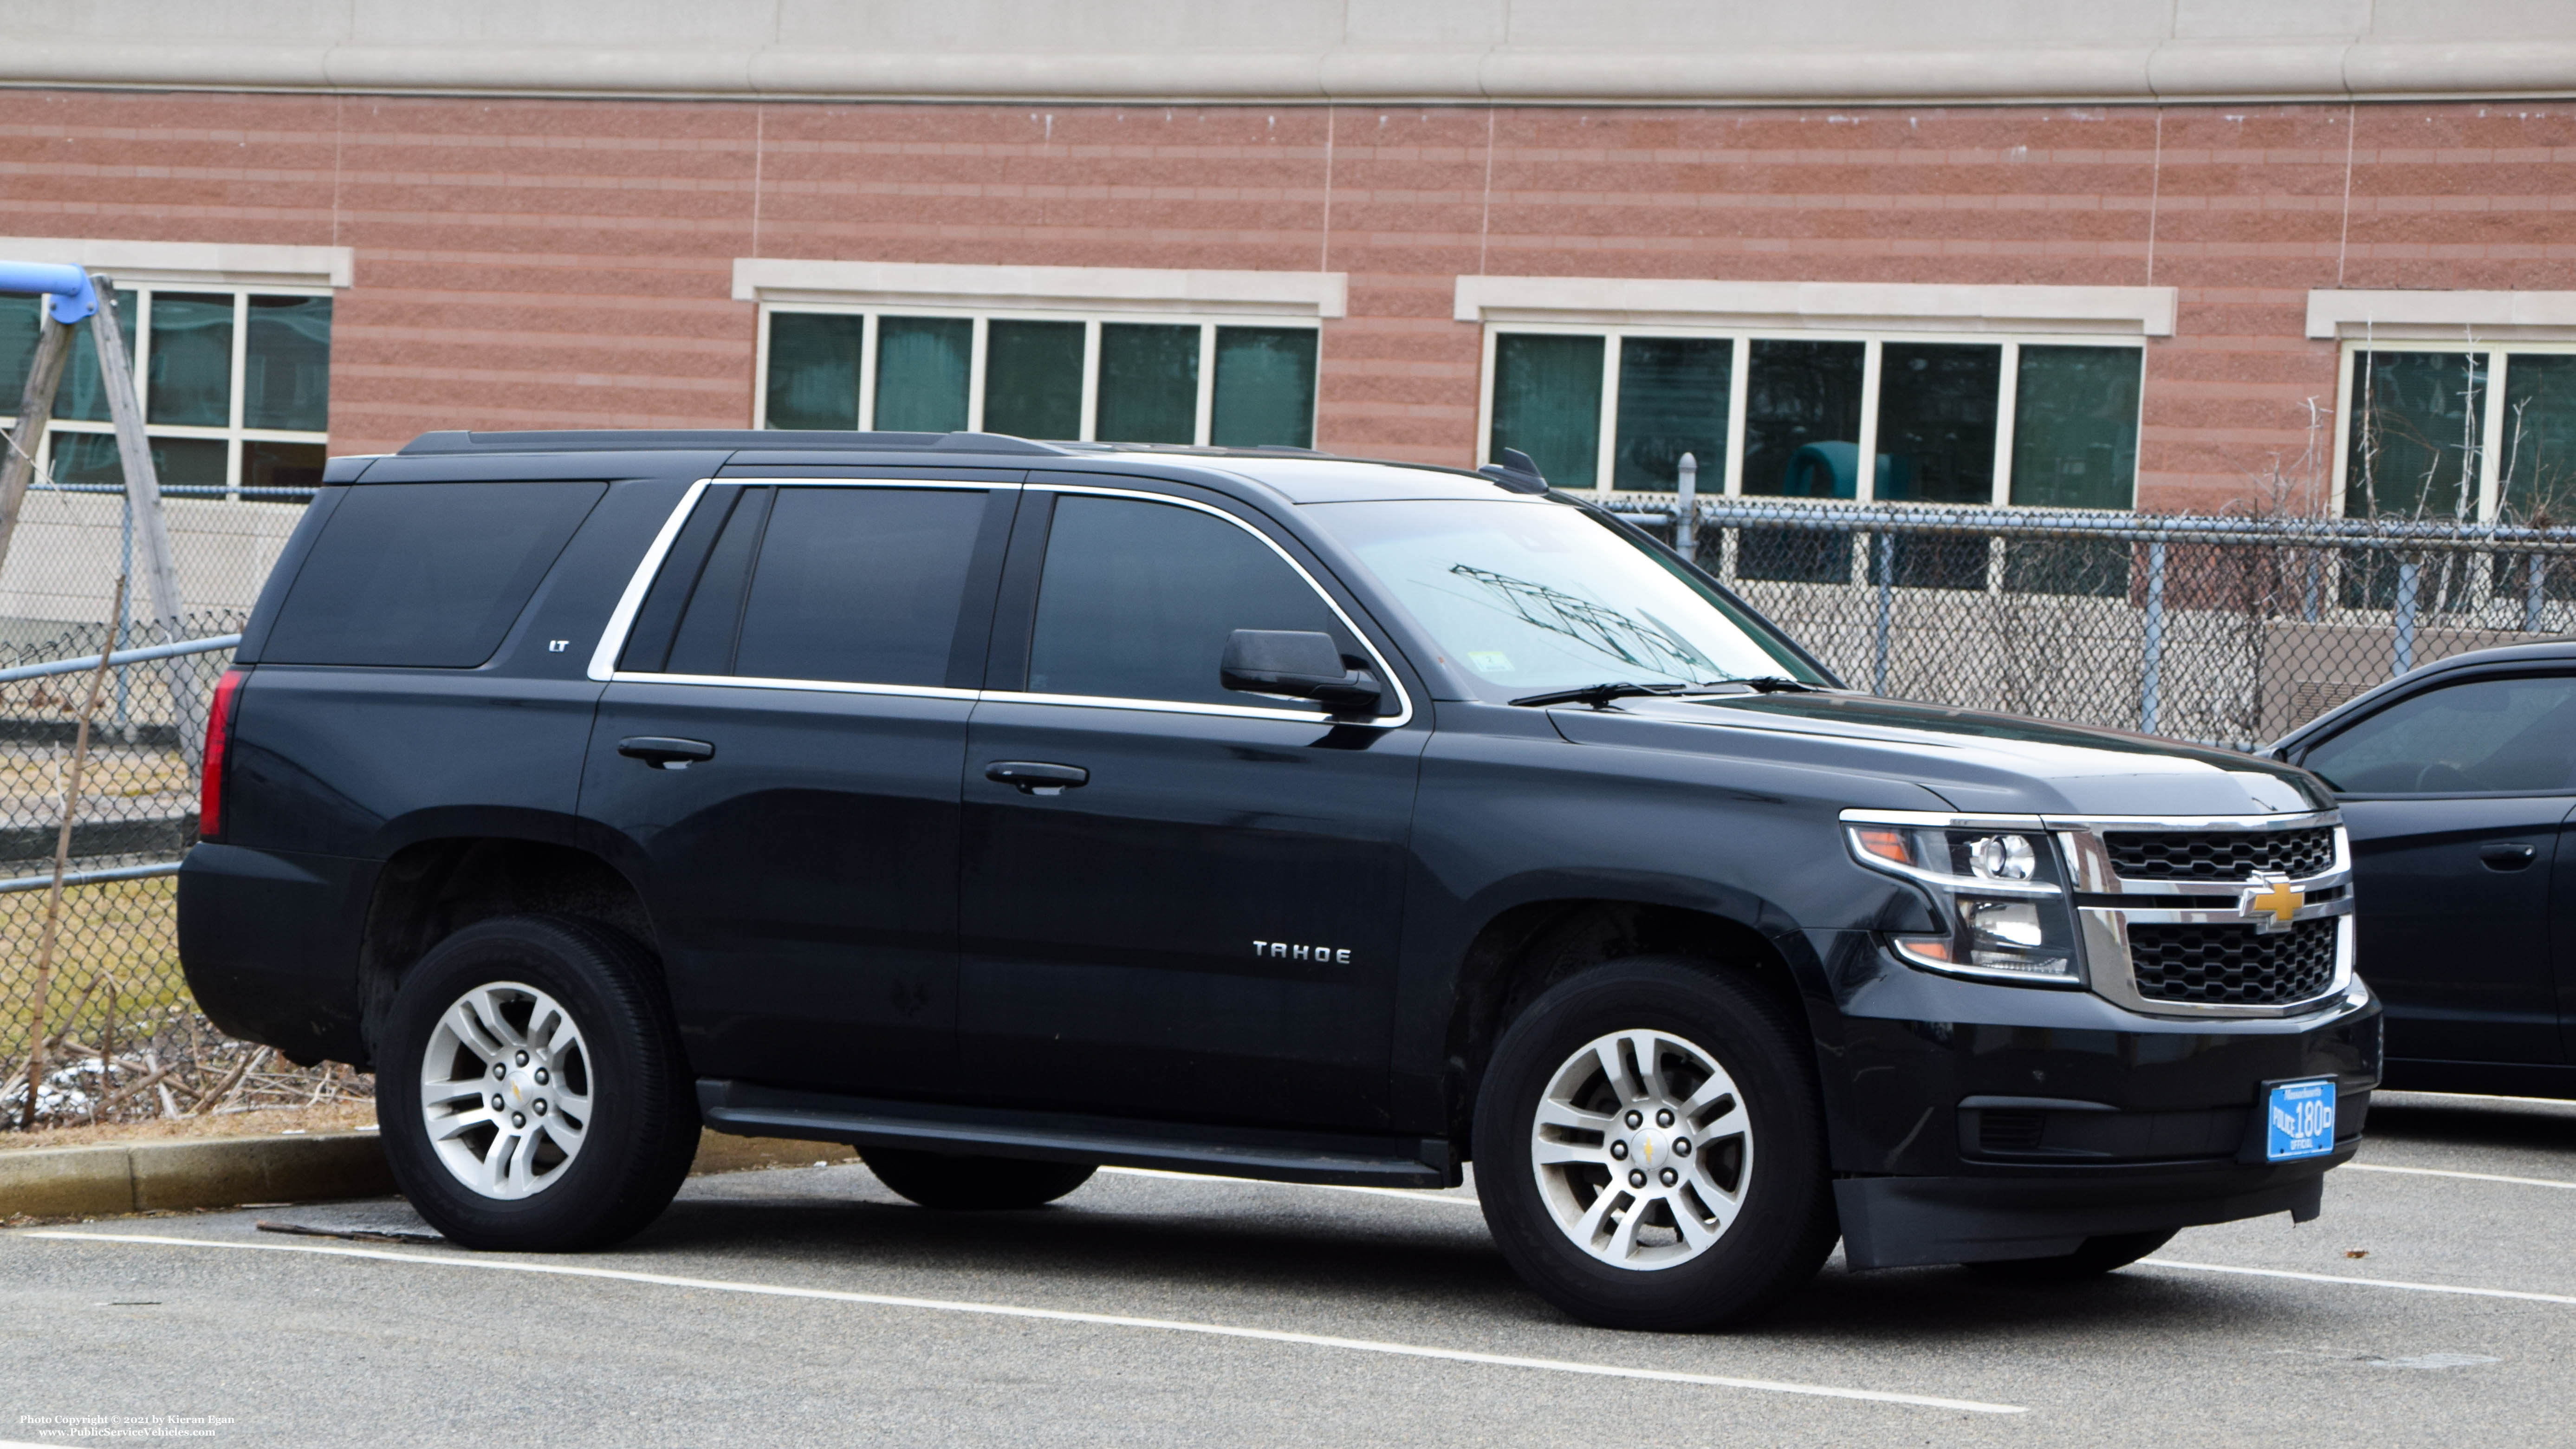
[52,432,227,493]
[1,297,37,409]
[1490,334,1603,489]
[765,312,864,429]
[1742,339,1864,498]
[147,292,235,427]
[1876,343,2000,505]
[2010,345,2141,510]
[982,320,1084,440]
[2345,350,2486,519]
[58,290,136,424]
[244,295,331,432]
[1613,338,1729,492]
[1096,323,1199,444]
[1210,327,1317,448]
[873,316,971,433]
[2501,353,2576,524]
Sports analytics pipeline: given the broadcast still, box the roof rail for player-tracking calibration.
[397,429,1074,456]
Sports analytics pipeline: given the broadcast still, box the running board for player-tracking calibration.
[696,1080,1456,1189]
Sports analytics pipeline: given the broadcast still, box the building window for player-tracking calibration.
[0,286,331,499]
[1480,328,2142,510]
[2336,344,2576,527]
[758,308,1320,449]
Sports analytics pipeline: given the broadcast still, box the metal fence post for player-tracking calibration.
[1872,531,1894,695]
[2140,540,2167,735]
[1674,452,1697,562]
[2526,553,2546,633]
[2393,555,2420,676]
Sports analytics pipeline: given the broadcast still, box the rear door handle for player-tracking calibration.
[985,760,1089,795]
[619,736,715,769]
[2480,842,2538,870]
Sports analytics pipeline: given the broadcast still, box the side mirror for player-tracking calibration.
[1220,630,1382,715]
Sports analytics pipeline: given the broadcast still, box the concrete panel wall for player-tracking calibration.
[0,492,305,630]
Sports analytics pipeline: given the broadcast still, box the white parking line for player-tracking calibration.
[2142,1258,2576,1306]
[2343,1162,2576,1191]
[18,1230,2024,1416]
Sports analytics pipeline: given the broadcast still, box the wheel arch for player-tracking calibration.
[356,833,661,1069]
[1439,895,1817,1152]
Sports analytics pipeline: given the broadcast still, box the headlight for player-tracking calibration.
[1847,822,2082,985]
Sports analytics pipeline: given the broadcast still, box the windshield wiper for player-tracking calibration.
[1509,682,1724,708]
[1507,676,1823,708]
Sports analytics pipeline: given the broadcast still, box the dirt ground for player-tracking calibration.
[0,1098,378,1152]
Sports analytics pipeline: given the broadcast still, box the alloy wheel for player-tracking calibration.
[1527,1028,1754,1271]
[418,981,594,1200]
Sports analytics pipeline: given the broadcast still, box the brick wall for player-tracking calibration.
[4,89,2570,511]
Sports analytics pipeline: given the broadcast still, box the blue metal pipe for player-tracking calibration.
[0,632,240,685]
[0,260,99,324]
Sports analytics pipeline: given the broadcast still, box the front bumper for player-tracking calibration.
[1836,1151,2348,1268]
[1813,932,2381,1267]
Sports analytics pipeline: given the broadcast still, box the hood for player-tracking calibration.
[1548,691,2333,817]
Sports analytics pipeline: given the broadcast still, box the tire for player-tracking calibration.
[378,914,699,1252]
[861,1149,1098,1210]
[1964,1228,2177,1283]
[1472,956,1838,1332]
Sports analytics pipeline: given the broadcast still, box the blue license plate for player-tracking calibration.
[2265,1079,2338,1161]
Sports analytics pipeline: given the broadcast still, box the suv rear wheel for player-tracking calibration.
[1472,957,1837,1330]
[380,915,699,1251]
[861,1149,1097,1210]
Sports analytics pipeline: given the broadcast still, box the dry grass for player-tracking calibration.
[0,1099,377,1152]
[0,874,190,1060]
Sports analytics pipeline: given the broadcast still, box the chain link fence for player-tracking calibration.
[1610,495,2576,750]
[0,483,363,1131]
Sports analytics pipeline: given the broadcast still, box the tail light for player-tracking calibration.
[199,667,246,840]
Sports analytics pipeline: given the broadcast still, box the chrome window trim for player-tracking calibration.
[587,476,714,682]
[589,476,1417,728]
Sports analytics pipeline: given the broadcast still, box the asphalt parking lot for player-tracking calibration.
[4,1090,2570,1448]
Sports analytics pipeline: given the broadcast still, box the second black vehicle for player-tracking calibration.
[2271,640,2576,1101]
[179,431,2379,1328]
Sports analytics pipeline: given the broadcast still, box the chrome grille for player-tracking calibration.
[2103,826,2336,881]
[2126,917,2340,1006]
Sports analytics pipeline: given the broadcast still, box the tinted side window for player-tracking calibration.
[662,486,989,687]
[2302,674,2576,794]
[264,481,605,667]
[1025,494,1347,708]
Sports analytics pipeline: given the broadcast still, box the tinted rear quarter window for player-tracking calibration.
[263,481,606,667]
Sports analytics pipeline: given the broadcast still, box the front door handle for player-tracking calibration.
[2480,842,2539,871]
[619,735,715,769]
[986,760,1089,796]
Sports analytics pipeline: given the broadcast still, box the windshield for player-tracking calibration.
[1301,497,1826,702]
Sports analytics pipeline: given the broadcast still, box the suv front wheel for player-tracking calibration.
[1472,957,1838,1330]
[379,915,699,1251]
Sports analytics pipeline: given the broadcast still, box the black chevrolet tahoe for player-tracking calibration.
[178,430,2379,1329]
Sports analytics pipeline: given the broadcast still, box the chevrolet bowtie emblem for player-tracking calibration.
[2240,872,2304,933]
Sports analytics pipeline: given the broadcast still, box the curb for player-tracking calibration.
[0,1133,397,1218]
[1,1129,856,1220]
